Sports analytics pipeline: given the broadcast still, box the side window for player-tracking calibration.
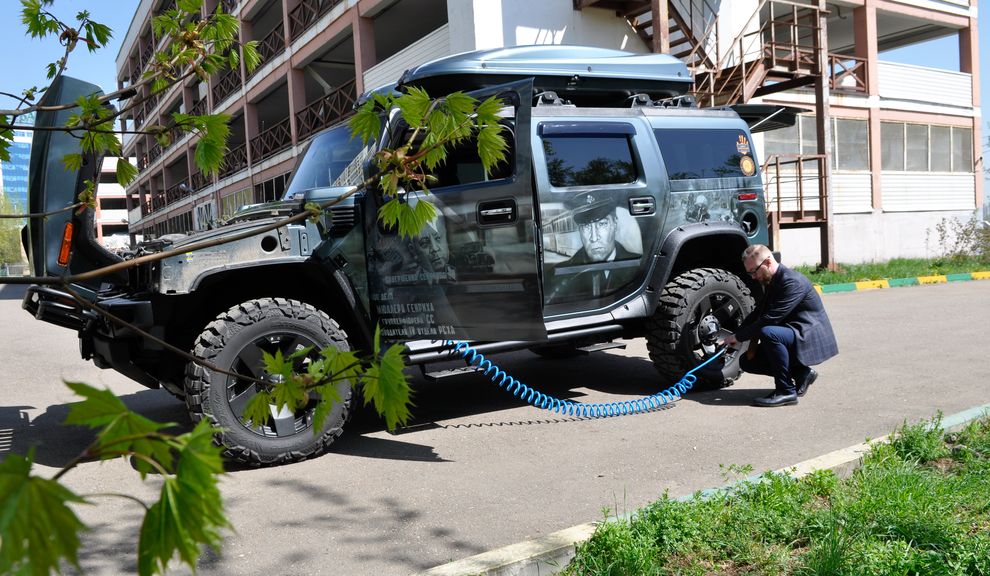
[427,125,516,189]
[653,129,755,179]
[542,135,637,187]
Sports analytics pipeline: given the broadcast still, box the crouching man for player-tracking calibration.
[722,244,838,407]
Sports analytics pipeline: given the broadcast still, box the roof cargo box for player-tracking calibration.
[396,46,692,106]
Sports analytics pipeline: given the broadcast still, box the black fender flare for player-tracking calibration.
[645,221,752,312]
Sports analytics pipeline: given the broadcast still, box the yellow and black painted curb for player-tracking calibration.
[814,270,990,295]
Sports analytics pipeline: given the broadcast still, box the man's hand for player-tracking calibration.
[720,334,739,348]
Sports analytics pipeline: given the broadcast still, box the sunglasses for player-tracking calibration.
[746,256,770,277]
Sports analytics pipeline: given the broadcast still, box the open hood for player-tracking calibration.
[24,76,124,290]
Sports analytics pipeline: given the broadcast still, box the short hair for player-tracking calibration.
[741,244,771,262]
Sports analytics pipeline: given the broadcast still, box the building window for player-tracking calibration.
[220,188,254,219]
[254,172,291,204]
[764,116,867,171]
[881,122,973,173]
[952,127,973,173]
[100,198,128,211]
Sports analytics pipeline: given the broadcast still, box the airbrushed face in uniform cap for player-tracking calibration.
[565,191,617,224]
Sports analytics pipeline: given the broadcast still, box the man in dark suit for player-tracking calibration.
[722,244,838,407]
[549,191,640,301]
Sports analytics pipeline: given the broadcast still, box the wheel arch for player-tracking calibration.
[171,260,373,352]
[648,223,754,305]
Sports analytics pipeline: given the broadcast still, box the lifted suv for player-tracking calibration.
[23,47,790,466]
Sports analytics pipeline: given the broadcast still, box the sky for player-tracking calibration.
[0,0,986,197]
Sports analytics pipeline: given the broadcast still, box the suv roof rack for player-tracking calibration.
[397,45,693,107]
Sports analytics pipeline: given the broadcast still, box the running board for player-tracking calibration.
[420,364,483,382]
[576,341,626,354]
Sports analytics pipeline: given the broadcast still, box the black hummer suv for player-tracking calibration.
[23,46,790,465]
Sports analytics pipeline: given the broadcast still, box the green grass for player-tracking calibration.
[793,257,989,286]
[563,414,990,576]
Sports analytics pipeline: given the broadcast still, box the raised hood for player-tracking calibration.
[24,76,124,290]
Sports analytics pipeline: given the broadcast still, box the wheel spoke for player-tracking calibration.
[237,343,267,380]
[228,382,260,420]
[711,297,741,326]
[269,403,297,437]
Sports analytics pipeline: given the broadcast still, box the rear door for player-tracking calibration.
[364,79,546,342]
[24,76,123,292]
[533,115,665,315]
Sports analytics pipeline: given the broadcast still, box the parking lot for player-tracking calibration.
[1,280,988,575]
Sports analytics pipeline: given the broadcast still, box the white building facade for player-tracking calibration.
[115,0,981,265]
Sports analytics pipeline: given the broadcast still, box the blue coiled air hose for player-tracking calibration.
[444,340,727,418]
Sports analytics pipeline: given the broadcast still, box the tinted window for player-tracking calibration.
[284,123,371,197]
[542,136,636,187]
[653,129,754,179]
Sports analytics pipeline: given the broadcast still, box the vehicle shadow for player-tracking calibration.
[0,283,28,301]
[1,349,688,469]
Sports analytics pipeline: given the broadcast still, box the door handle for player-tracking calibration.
[629,196,655,216]
[478,199,517,225]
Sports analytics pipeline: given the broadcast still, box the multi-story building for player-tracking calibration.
[1,112,34,216]
[115,0,981,265]
[94,157,135,251]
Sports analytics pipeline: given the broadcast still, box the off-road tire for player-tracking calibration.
[646,268,754,391]
[185,298,352,466]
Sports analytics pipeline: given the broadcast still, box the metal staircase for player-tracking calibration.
[576,0,835,266]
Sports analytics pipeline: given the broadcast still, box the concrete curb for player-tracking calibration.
[413,402,990,576]
[813,270,990,294]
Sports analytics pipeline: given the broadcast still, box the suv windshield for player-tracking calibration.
[283,123,372,198]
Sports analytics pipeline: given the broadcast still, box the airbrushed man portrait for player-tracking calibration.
[545,190,644,303]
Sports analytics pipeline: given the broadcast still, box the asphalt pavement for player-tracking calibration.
[0,280,988,575]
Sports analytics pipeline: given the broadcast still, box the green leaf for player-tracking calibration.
[116,158,138,186]
[361,328,411,430]
[82,21,112,51]
[0,451,88,576]
[63,382,175,477]
[477,123,509,175]
[45,62,57,79]
[241,41,261,73]
[137,421,228,576]
[62,153,83,172]
[395,87,431,129]
[262,350,309,413]
[349,100,382,146]
[178,0,203,13]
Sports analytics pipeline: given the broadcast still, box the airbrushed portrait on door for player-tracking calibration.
[672,190,736,226]
[541,190,644,304]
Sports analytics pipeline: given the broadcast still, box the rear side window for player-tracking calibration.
[542,135,637,187]
[653,129,755,179]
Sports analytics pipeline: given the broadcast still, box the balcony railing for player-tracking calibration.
[249,25,286,78]
[219,143,248,178]
[251,117,292,162]
[190,97,207,117]
[147,142,163,165]
[295,79,357,141]
[166,124,185,149]
[829,54,867,93]
[165,179,190,204]
[289,0,344,41]
[212,67,241,105]
[190,170,211,191]
[139,34,155,70]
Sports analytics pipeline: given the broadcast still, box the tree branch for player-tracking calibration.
[0,202,84,219]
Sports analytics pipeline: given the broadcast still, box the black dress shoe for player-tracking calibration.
[796,369,818,397]
[753,392,798,407]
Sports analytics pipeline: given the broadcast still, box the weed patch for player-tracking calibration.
[563,414,990,575]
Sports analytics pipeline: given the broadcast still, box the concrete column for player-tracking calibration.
[353,12,376,94]
[244,103,259,167]
[287,67,307,146]
[959,15,981,211]
[853,2,878,97]
[650,0,669,54]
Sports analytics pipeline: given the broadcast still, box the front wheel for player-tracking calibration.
[646,268,754,391]
[185,298,353,466]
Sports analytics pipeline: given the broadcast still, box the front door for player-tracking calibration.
[365,79,545,343]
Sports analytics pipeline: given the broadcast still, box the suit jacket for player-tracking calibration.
[736,264,838,366]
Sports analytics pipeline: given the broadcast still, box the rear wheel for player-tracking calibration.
[646,268,753,391]
[185,298,352,466]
